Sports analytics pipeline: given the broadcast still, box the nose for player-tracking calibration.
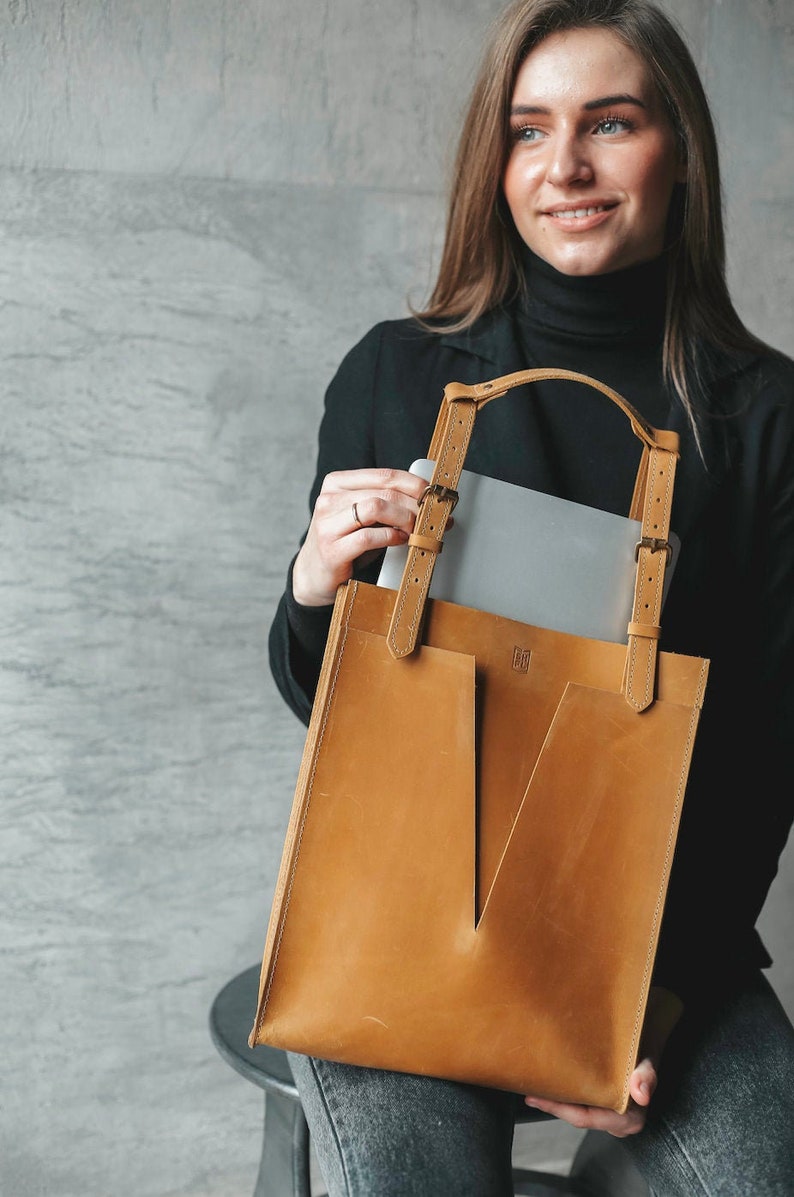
[546,132,594,187]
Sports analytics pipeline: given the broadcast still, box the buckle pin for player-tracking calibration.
[419,483,459,512]
[634,536,672,563]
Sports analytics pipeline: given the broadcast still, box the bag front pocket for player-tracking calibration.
[256,628,477,1056]
[475,679,700,1108]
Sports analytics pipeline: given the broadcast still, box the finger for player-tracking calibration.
[321,467,429,502]
[353,494,421,533]
[318,493,418,540]
[524,1096,647,1138]
[629,1058,657,1108]
[293,520,410,606]
[297,465,442,607]
[315,508,411,575]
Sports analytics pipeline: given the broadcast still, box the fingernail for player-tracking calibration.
[524,1097,538,1107]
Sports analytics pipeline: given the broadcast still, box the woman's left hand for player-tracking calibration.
[524,1057,656,1138]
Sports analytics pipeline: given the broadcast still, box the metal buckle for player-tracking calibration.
[634,536,672,562]
[419,483,459,512]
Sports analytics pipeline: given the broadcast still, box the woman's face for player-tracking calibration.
[502,26,685,276]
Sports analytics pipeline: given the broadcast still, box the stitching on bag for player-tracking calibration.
[389,401,476,654]
[406,400,475,638]
[389,545,431,655]
[638,453,675,707]
[623,661,707,1103]
[254,592,357,1036]
[695,659,708,708]
[626,449,675,709]
[625,636,649,712]
[650,447,674,614]
[625,637,640,710]
[627,636,653,711]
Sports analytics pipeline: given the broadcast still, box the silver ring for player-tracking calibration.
[352,502,363,528]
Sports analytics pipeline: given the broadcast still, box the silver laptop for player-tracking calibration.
[376,459,679,644]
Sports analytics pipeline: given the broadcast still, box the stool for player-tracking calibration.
[210,965,649,1197]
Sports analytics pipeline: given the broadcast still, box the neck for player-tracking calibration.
[517,246,668,344]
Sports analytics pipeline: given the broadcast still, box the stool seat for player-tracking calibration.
[210,965,296,1095]
[210,965,649,1197]
[210,965,313,1196]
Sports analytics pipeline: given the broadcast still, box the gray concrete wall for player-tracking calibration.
[0,2,790,1194]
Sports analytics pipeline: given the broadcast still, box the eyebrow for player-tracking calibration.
[584,93,647,111]
[510,94,648,115]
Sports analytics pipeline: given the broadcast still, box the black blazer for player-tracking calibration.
[269,304,794,1002]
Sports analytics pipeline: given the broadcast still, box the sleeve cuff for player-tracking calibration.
[284,555,334,664]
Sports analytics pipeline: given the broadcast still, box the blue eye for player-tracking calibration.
[513,125,545,143]
[595,116,633,135]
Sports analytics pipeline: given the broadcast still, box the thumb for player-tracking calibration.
[629,1057,657,1108]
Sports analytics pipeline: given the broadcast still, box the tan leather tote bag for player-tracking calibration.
[249,368,709,1115]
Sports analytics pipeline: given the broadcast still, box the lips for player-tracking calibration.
[545,203,616,220]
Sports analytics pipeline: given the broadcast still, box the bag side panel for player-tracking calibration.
[475,673,707,1111]
[251,621,477,1066]
[249,581,358,1045]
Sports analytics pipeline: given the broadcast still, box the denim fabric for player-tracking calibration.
[288,970,794,1197]
[287,1053,517,1196]
[622,971,794,1197]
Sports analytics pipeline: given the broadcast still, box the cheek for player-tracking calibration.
[503,155,542,220]
[634,143,680,215]
[502,159,520,217]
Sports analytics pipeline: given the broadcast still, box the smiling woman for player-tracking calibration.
[266,0,794,1193]
[502,28,686,277]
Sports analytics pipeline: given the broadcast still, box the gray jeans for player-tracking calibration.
[288,970,794,1196]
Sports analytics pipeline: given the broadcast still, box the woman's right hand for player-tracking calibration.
[291,467,429,607]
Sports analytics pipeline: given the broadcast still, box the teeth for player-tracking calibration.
[550,206,607,219]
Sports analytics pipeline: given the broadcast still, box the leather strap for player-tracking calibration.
[622,445,677,710]
[386,368,679,711]
[407,532,444,554]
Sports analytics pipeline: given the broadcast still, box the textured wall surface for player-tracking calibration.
[0,2,790,1195]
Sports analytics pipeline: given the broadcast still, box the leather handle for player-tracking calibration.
[436,368,679,455]
[386,368,679,711]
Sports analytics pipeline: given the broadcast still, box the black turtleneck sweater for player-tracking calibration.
[276,248,681,690]
[511,246,671,513]
[268,249,794,1001]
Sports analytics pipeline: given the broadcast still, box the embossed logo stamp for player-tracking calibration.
[512,646,531,673]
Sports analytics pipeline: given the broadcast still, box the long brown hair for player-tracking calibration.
[415,0,772,440]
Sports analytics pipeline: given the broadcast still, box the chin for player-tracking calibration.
[541,246,625,277]
[531,236,662,278]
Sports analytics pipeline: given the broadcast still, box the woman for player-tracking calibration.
[268,0,794,1192]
